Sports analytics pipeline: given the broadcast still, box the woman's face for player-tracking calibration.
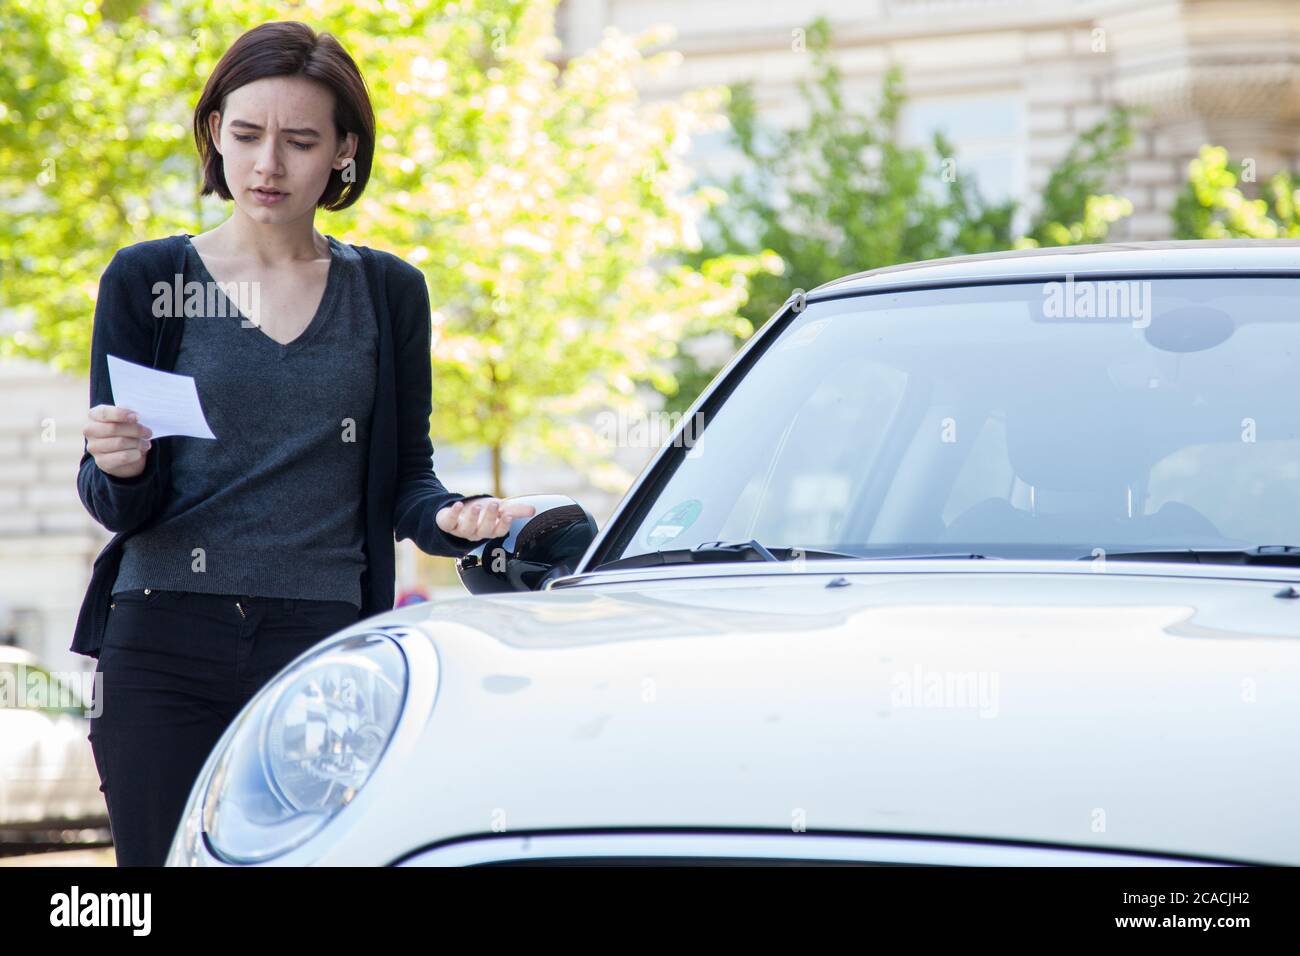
[207,74,357,224]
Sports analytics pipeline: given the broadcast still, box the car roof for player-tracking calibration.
[810,238,1300,298]
[0,645,38,665]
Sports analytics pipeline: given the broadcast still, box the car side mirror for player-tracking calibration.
[455,494,598,594]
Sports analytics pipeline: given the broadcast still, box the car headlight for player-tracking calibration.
[201,632,407,864]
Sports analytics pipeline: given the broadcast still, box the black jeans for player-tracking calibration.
[87,588,361,866]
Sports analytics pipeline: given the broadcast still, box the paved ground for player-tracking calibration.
[0,846,116,866]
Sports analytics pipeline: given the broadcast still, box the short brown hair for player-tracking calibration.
[193,21,374,210]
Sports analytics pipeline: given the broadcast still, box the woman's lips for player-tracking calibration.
[251,188,287,206]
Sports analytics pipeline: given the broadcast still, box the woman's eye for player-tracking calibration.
[231,134,312,151]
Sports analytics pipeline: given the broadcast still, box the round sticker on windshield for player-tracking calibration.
[645,499,702,549]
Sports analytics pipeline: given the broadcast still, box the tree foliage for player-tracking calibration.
[0,0,772,495]
[1172,144,1300,238]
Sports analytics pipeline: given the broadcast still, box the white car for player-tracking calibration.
[169,240,1300,866]
[0,646,107,834]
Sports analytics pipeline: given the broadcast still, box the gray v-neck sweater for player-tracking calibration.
[111,235,378,607]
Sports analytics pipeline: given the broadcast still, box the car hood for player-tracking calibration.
[344,567,1300,864]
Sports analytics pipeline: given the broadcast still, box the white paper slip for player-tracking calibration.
[106,354,216,440]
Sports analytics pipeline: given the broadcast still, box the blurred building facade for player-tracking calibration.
[558,0,1300,240]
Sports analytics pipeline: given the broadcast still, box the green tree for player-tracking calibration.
[0,0,216,372]
[668,15,1134,414]
[1171,144,1300,238]
[0,0,773,496]
[1020,104,1134,248]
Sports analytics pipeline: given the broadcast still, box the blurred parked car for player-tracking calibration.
[170,240,1300,866]
[0,646,107,833]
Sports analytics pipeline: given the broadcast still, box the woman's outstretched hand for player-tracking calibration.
[435,497,537,543]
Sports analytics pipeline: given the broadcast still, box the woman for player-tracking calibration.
[76,21,534,866]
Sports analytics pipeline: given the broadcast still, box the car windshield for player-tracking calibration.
[607,276,1300,564]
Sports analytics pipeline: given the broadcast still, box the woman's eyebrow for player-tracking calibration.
[228,119,322,137]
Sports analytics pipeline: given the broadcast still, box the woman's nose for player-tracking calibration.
[254,139,283,176]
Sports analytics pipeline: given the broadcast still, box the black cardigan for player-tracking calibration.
[71,234,488,659]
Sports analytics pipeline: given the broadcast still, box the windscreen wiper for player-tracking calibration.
[594,539,863,572]
[1081,546,1300,566]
